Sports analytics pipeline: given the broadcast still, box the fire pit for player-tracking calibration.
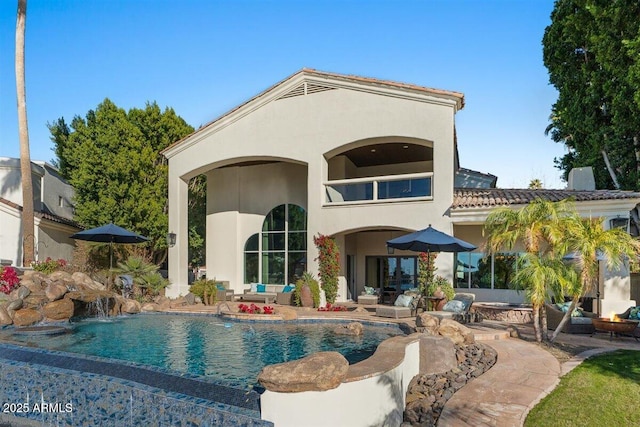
[592,317,639,341]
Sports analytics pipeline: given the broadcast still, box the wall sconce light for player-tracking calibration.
[387,246,395,255]
[167,232,176,248]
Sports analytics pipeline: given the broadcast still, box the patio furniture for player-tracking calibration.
[376,293,415,318]
[235,293,276,304]
[426,293,477,323]
[214,281,235,302]
[546,302,596,334]
[358,294,379,305]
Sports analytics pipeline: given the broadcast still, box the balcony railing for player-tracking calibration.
[324,172,433,205]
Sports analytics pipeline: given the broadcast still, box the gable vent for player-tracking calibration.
[277,82,336,100]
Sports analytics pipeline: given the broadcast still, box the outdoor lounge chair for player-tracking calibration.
[375,294,414,319]
[546,302,596,334]
[426,293,476,323]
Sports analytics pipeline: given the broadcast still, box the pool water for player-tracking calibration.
[7,313,403,387]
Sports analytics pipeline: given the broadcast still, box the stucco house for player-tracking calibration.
[163,69,640,313]
[0,157,79,267]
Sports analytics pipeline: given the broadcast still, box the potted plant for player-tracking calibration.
[295,272,320,307]
[427,275,455,311]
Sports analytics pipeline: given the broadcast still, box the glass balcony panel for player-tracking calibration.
[325,183,373,202]
[378,177,431,199]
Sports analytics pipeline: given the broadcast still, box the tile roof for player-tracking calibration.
[0,197,80,228]
[452,188,640,209]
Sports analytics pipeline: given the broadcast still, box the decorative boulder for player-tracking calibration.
[122,299,141,314]
[19,279,45,295]
[170,296,188,308]
[0,306,12,325]
[154,296,172,310]
[23,271,48,286]
[258,351,349,392]
[6,298,23,312]
[437,319,475,345]
[45,282,68,301]
[17,286,31,299]
[141,302,160,312]
[13,308,43,327]
[71,272,105,291]
[184,293,196,305]
[43,299,75,321]
[334,322,363,336]
[416,313,440,335]
[49,271,74,284]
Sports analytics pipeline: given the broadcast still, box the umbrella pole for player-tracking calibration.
[109,241,113,291]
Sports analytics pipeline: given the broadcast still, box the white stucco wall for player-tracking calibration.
[260,340,420,427]
[165,74,460,295]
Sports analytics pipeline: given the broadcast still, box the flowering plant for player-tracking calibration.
[238,303,275,315]
[31,257,67,274]
[0,266,20,295]
[314,233,340,304]
[318,303,348,312]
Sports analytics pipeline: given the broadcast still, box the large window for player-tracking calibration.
[456,252,522,290]
[365,256,418,292]
[244,204,307,284]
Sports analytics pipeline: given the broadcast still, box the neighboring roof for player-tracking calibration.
[0,197,80,228]
[452,188,640,209]
[162,68,465,156]
[455,168,498,189]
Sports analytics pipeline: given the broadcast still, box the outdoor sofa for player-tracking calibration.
[546,302,596,334]
[234,283,295,305]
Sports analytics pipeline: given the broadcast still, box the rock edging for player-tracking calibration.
[403,342,497,426]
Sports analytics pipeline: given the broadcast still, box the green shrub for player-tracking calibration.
[138,272,170,297]
[190,279,218,305]
[295,272,320,307]
[427,275,455,300]
[31,258,67,275]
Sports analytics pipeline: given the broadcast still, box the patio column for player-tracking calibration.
[166,173,190,298]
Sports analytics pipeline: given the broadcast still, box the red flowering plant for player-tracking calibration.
[318,303,348,312]
[31,257,67,275]
[0,266,20,295]
[238,303,276,315]
[314,233,340,304]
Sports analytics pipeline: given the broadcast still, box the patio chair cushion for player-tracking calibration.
[257,284,266,292]
[394,294,414,307]
[282,285,295,293]
[442,300,465,313]
[364,286,377,295]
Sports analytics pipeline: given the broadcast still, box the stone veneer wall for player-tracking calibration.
[0,358,272,427]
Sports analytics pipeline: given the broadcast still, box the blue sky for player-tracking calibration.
[0,0,565,188]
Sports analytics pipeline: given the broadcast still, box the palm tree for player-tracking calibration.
[484,198,575,342]
[550,217,640,341]
[16,0,35,267]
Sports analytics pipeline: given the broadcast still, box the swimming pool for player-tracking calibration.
[5,313,404,388]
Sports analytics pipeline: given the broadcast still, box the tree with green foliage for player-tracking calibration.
[485,199,575,342]
[551,216,640,341]
[543,0,640,190]
[49,99,197,264]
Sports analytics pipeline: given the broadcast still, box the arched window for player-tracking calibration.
[244,204,307,284]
